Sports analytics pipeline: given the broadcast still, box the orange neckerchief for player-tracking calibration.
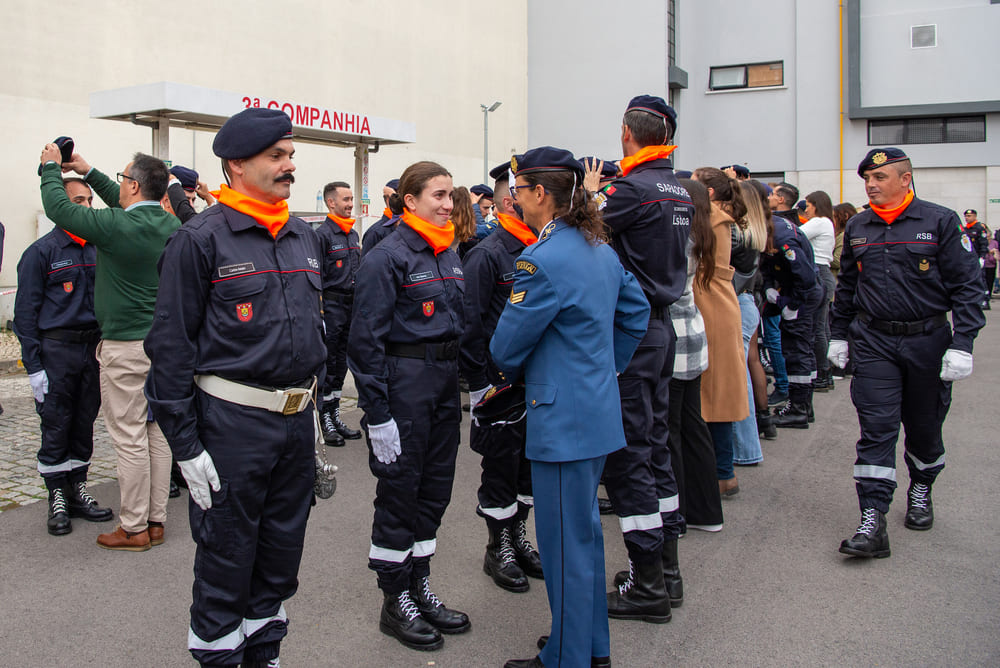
[382,207,392,219]
[497,213,537,247]
[619,145,678,177]
[798,214,809,225]
[213,184,289,238]
[328,214,355,235]
[964,219,979,229]
[869,190,914,225]
[401,209,455,255]
[65,231,87,246]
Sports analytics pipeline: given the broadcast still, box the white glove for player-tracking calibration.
[178,450,221,510]
[766,288,780,304]
[781,306,798,320]
[368,418,401,464]
[940,349,973,382]
[470,385,492,409]
[979,257,985,268]
[827,340,849,368]
[28,370,49,403]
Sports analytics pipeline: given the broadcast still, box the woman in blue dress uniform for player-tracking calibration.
[491,147,650,668]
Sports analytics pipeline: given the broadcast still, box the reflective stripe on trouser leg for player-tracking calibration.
[780,286,820,404]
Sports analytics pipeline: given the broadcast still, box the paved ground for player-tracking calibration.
[0,323,997,666]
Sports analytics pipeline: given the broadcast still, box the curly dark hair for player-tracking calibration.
[519,170,606,244]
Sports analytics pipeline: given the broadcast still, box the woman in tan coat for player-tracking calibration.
[691,168,749,497]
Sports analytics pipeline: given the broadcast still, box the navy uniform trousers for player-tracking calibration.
[322,293,353,394]
[36,336,101,490]
[470,414,532,525]
[848,318,951,513]
[603,315,681,559]
[187,391,314,667]
[367,354,462,594]
[780,285,824,404]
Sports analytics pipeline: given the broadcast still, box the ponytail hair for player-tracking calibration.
[519,170,607,244]
[693,167,747,223]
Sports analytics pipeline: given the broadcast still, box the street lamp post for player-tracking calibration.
[481,101,501,183]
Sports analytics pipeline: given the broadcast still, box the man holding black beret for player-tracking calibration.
[145,107,326,667]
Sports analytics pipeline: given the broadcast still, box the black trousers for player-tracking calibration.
[471,415,532,525]
[667,375,723,528]
[36,337,101,490]
[780,285,823,404]
[603,316,681,560]
[367,355,461,594]
[848,319,951,513]
[322,298,352,395]
[187,391,315,667]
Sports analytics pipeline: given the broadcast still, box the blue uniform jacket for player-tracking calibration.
[760,216,820,311]
[144,204,327,461]
[598,157,692,308]
[348,224,466,425]
[13,229,98,374]
[315,216,361,293]
[831,197,985,353]
[490,219,650,463]
[459,225,531,391]
[361,214,399,256]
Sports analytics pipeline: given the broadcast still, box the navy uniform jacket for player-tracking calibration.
[760,216,819,312]
[361,214,399,257]
[490,220,650,463]
[598,158,692,308]
[315,216,361,293]
[144,204,327,461]
[831,197,985,353]
[459,225,531,391]
[13,229,98,374]
[962,221,990,259]
[348,224,466,425]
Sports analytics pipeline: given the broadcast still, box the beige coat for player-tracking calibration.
[693,205,750,423]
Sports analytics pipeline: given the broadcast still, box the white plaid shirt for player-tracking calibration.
[668,245,708,380]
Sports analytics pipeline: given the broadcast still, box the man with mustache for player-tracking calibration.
[145,108,326,667]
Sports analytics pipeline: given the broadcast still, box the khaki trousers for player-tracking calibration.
[96,340,171,533]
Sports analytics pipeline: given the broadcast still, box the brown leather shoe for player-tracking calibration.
[718,476,740,498]
[148,521,165,546]
[97,526,151,552]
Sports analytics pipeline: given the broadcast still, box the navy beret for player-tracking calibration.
[626,95,677,135]
[578,157,619,179]
[511,146,584,179]
[38,136,74,176]
[674,169,693,179]
[857,147,909,176]
[169,165,199,190]
[471,184,494,198]
[385,178,400,190]
[213,108,293,160]
[722,164,750,178]
[489,162,512,181]
[796,200,807,212]
[965,209,977,216]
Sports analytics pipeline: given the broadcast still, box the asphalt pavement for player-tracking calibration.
[0,320,997,667]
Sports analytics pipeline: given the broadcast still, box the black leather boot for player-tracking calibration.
[757,409,777,440]
[66,481,113,522]
[598,497,614,514]
[379,590,443,651]
[607,558,672,623]
[661,538,683,608]
[319,403,345,447]
[904,481,934,530]
[331,398,362,439]
[773,401,809,429]
[839,508,890,558]
[535,636,611,667]
[411,576,470,634]
[47,487,72,536]
[484,523,529,592]
[513,514,544,579]
[813,370,830,392]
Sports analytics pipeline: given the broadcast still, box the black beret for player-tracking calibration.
[489,162,512,181]
[578,157,619,179]
[511,146,584,179]
[626,95,678,135]
[722,164,750,178]
[674,169,693,179]
[385,178,400,190]
[470,184,494,198]
[796,200,807,212]
[38,136,74,176]
[169,165,199,190]
[857,147,909,176]
[964,209,977,216]
[213,108,293,160]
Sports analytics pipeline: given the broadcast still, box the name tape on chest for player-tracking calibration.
[409,271,435,282]
[50,259,74,270]
[515,260,537,275]
[218,262,256,278]
[850,237,866,246]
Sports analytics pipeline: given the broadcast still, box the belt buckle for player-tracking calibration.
[281,390,307,415]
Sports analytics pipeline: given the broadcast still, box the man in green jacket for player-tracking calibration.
[39,143,180,551]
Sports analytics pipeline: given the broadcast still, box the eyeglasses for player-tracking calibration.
[509,184,535,199]
[116,172,140,186]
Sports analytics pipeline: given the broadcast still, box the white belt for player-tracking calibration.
[194,374,315,415]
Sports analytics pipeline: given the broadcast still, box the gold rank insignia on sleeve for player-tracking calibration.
[515,259,537,274]
[919,258,930,272]
[872,152,887,165]
[510,290,526,304]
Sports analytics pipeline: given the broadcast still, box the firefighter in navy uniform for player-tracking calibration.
[14,177,112,536]
[316,180,362,445]
[760,215,823,428]
[459,162,543,594]
[145,108,326,668]
[961,208,990,309]
[831,148,984,559]
[597,95,691,622]
[348,161,470,652]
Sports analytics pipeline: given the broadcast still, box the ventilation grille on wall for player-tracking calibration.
[911,24,937,49]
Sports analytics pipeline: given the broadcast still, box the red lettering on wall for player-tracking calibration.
[345,114,356,132]
[242,96,251,108]
[267,100,279,109]
[310,107,320,124]
[332,112,343,131]
[361,117,371,135]
[321,110,331,129]
[281,103,294,117]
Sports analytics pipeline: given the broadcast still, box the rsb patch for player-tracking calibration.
[63,282,74,293]
[237,302,253,322]
[423,300,435,317]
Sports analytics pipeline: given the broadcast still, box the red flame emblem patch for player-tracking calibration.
[237,302,253,322]
[423,300,435,317]
[63,282,74,293]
